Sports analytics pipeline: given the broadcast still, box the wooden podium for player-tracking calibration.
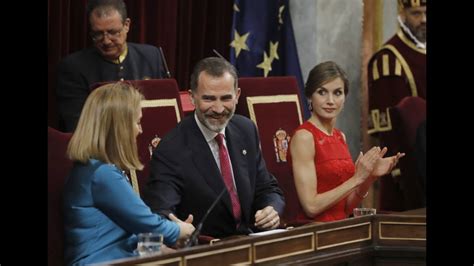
[99,209,425,265]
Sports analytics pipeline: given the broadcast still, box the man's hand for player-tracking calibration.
[254,206,280,230]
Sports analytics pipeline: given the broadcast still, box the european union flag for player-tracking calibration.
[229,0,309,118]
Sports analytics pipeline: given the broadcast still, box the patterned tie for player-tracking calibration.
[215,133,241,223]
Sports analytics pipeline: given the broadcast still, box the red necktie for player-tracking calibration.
[215,133,241,223]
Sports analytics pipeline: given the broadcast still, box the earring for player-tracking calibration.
[308,101,313,111]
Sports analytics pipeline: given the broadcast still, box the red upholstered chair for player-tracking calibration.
[91,79,184,196]
[391,96,426,149]
[48,127,73,266]
[379,96,426,211]
[235,76,309,226]
[179,90,195,116]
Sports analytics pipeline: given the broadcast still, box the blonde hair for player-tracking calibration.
[67,82,144,171]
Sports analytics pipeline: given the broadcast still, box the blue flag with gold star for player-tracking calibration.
[230,0,309,118]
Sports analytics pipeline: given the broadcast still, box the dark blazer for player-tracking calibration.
[143,114,285,238]
[56,42,165,132]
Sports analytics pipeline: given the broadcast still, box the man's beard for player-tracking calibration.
[197,108,234,133]
[408,23,426,43]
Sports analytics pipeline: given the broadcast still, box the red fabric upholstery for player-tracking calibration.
[179,90,195,116]
[379,96,426,211]
[391,96,426,149]
[48,127,73,266]
[91,79,184,195]
[236,76,308,226]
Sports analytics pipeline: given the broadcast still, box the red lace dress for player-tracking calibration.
[292,121,355,222]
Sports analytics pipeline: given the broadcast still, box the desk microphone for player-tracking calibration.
[212,49,225,60]
[158,46,171,78]
[184,187,227,248]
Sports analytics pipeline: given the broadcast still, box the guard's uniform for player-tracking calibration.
[367,0,426,211]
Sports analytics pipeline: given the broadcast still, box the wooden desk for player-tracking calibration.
[100,210,426,265]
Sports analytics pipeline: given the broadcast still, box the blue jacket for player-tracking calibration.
[63,159,179,266]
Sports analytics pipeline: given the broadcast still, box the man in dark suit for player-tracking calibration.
[56,0,167,132]
[144,57,285,239]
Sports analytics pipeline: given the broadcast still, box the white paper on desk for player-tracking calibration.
[248,229,287,236]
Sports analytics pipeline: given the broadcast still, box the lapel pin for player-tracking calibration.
[242,149,247,155]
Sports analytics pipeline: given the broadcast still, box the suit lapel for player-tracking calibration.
[187,117,235,217]
[226,121,252,223]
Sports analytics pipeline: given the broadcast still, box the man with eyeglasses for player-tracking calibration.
[56,0,168,132]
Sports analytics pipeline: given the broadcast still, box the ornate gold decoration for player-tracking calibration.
[273,129,291,163]
[367,108,392,134]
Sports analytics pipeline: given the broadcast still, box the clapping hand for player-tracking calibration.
[354,146,382,184]
[371,148,405,177]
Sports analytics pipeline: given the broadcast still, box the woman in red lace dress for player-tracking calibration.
[289,61,404,222]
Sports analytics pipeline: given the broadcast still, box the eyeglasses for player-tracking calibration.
[90,28,123,42]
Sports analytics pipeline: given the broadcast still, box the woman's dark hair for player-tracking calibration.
[304,61,349,99]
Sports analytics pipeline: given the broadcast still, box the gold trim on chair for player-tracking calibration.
[141,99,182,122]
[246,94,303,126]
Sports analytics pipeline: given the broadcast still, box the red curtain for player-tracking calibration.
[48,0,232,128]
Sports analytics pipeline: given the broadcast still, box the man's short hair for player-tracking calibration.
[190,57,238,92]
[86,0,127,24]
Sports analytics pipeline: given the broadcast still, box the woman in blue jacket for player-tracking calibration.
[63,82,195,266]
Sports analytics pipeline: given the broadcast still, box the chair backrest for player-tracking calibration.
[179,90,195,116]
[48,127,73,266]
[390,96,426,150]
[91,79,184,195]
[235,76,305,225]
